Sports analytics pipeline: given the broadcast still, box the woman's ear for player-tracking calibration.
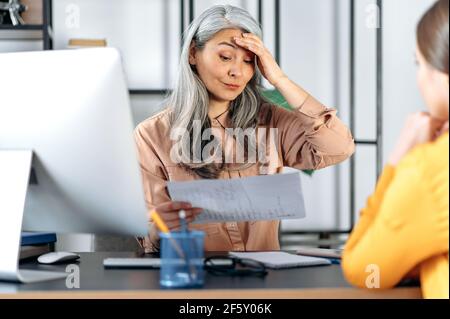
[189,41,197,66]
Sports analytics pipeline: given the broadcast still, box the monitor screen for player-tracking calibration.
[0,48,148,236]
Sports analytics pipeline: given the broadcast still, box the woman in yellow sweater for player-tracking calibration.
[342,0,449,299]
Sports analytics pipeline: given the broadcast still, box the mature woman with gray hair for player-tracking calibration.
[135,5,354,252]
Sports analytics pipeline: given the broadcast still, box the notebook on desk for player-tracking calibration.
[229,252,332,269]
[296,246,343,259]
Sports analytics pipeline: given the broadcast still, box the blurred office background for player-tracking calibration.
[0,0,435,251]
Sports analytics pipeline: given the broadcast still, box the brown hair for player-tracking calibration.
[417,0,449,75]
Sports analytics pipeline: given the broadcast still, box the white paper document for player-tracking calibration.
[167,172,306,223]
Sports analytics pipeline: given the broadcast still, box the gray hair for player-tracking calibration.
[166,5,266,179]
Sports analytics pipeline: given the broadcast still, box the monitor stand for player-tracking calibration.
[0,150,67,283]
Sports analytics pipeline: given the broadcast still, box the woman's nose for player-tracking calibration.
[229,63,243,78]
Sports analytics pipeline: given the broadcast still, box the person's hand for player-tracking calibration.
[233,33,287,87]
[388,112,446,166]
[151,201,203,231]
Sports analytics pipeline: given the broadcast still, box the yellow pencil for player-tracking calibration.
[150,209,186,259]
[150,209,170,233]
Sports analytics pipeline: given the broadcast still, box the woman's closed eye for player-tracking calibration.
[220,55,254,64]
[220,55,232,61]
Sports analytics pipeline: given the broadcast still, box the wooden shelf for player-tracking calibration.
[0,1,52,48]
[0,24,45,30]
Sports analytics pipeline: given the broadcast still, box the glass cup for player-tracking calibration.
[159,230,205,288]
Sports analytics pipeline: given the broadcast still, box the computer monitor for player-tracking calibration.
[0,48,149,282]
[0,47,149,235]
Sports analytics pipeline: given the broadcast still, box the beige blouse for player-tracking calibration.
[134,95,355,252]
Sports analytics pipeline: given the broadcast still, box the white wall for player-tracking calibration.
[0,0,435,251]
[53,0,180,89]
[279,0,347,232]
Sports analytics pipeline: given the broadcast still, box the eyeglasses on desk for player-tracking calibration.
[204,255,268,277]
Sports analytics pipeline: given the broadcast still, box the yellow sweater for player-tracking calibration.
[342,133,449,299]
